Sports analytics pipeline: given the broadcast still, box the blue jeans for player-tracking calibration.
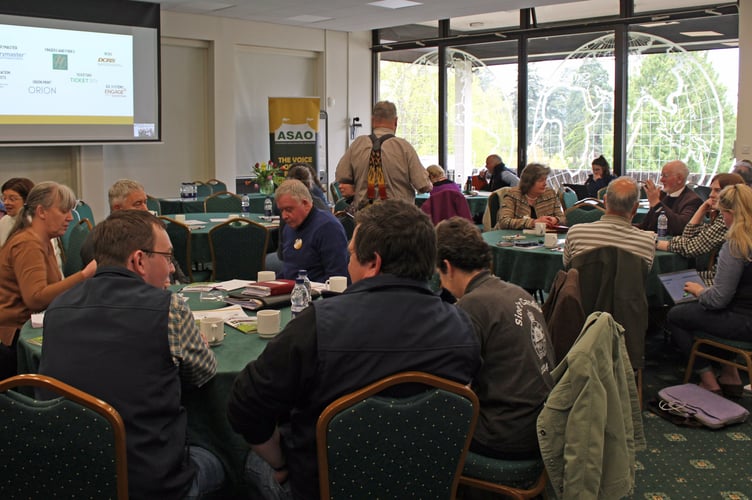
[184,446,225,498]
[244,451,293,500]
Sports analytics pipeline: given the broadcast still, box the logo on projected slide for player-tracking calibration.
[104,84,127,97]
[52,54,68,70]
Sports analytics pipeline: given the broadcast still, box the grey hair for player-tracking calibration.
[108,179,145,210]
[275,179,312,203]
[9,181,77,239]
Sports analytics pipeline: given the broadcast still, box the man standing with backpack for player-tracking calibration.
[336,101,432,210]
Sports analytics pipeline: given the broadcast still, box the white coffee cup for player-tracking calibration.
[257,271,276,282]
[544,233,558,248]
[175,213,186,222]
[326,276,348,293]
[534,222,546,236]
[257,310,281,337]
[200,317,224,345]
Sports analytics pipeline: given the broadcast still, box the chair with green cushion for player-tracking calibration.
[482,186,512,231]
[206,178,227,194]
[208,218,269,280]
[63,218,92,277]
[194,181,213,198]
[683,332,752,387]
[75,199,95,225]
[559,186,578,210]
[61,207,82,249]
[564,202,605,227]
[146,195,161,215]
[316,371,479,499]
[159,216,194,282]
[597,186,608,200]
[460,453,547,500]
[0,373,128,500]
[329,181,342,203]
[204,191,243,213]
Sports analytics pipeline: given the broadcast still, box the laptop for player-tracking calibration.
[658,269,706,304]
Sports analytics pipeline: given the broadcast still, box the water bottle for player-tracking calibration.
[241,194,250,214]
[297,270,312,302]
[657,213,668,238]
[264,196,273,217]
[290,278,309,318]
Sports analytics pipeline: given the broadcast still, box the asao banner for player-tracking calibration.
[268,97,320,172]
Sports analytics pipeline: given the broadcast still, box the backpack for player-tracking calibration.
[366,133,394,203]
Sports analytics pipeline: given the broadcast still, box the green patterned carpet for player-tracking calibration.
[634,331,752,500]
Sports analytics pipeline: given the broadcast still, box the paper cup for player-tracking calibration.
[326,276,348,293]
[544,233,558,248]
[200,317,224,345]
[257,310,281,337]
[257,271,276,282]
[534,222,546,236]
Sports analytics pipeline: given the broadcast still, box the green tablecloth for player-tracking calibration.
[17,290,293,493]
[162,212,279,264]
[482,229,689,307]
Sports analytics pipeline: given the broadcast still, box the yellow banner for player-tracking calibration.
[268,97,320,171]
[268,97,320,132]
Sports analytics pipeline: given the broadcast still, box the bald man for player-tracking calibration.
[564,176,656,268]
[638,160,702,235]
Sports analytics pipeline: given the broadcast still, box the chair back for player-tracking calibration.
[559,186,579,210]
[208,218,269,280]
[483,186,512,231]
[334,210,356,240]
[596,186,608,200]
[63,219,92,277]
[317,371,479,499]
[564,201,605,227]
[421,189,473,225]
[204,191,242,213]
[329,182,342,203]
[0,374,128,499]
[61,208,82,248]
[159,216,193,281]
[146,195,161,215]
[692,185,711,201]
[75,200,95,225]
[206,178,227,194]
[570,246,648,368]
[563,183,588,200]
[194,181,213,198]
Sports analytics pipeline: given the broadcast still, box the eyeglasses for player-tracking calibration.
[2,195,21,203]
[140,248,174,263]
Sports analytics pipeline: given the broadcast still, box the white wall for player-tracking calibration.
[736,0,752,160]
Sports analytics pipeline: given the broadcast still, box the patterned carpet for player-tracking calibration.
[634,329,752,500]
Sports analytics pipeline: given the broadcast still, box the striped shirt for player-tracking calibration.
[167,293,216,388]
[563,214,656,269]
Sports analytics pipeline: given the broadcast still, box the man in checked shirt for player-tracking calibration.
[39,210,224,499]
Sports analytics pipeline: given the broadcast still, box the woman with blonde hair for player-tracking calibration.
[668,184,752,397]
[0,182,97,378]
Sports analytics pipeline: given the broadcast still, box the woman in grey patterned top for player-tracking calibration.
[657,173,745,285]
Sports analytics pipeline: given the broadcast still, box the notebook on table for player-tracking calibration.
[658,269,706,304]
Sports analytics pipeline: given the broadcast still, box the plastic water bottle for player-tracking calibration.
[241,194,250,214]
[657,213,668,238]
[290,278,309,318]
[264,196,273,217]
[297,270,312,302]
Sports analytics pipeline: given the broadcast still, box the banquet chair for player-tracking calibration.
[482,186,512,231]
[317,371,478,500]
[329,181,342,203]
[146,195,161,215]
[159,216,195,282]
[63,218,92,277]
[75,199,95,225]
[459,454,547,500]
[683,333,752,387]
[334,210,355,240]
[206,178,227,193]
[208,218,269,280]
[564,201,605,227]
[61,207,82,249]
[0,374,128,500]
[597,186,608,200]
[204,191,242,213]
[194,181,213,198]
[559,186,579,210]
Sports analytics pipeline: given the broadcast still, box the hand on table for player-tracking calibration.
[536,216,559,227]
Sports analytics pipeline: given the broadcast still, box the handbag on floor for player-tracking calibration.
[657,383,749,429]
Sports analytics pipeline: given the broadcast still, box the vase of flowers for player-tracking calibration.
[253,161,282,194]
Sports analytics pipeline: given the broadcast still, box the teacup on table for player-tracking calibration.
[200,317,224,346]
[326,276,348,293]
[257,310,281,339]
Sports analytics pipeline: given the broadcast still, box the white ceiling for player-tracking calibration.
[148,0,573,33]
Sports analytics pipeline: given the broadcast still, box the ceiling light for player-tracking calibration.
[650,15,670,21]
[469,22,484,28]
[680,31,722,37]
[368,0,422,10]
[637,21,679,28]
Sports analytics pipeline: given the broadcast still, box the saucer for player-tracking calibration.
[257,331,279,339]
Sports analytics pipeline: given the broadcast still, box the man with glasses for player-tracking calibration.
[40,210,224,499]
[638,160,702,235]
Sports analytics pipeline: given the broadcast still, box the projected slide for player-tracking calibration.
[0,24,134,124]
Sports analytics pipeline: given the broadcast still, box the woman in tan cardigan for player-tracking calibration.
[497,162,564,229]
[0,182,97,378]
